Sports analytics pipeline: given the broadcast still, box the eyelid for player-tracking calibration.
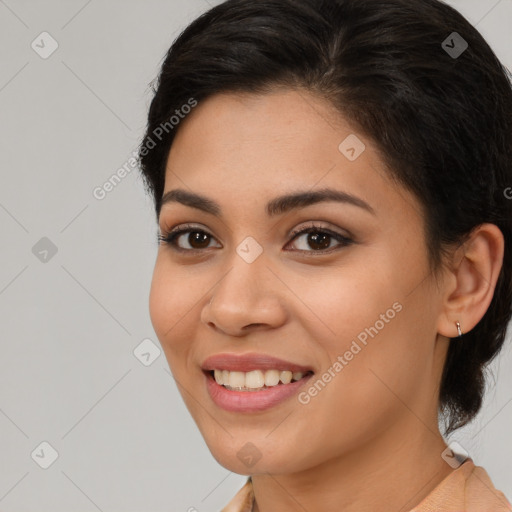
[159,221,354,254]
[287,221,352,241]
[158,223,221,252]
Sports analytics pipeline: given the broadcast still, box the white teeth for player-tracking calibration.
[229,371,246,389]
[264,369,280,386]
[211,369,308,390]
[245,370,265,389]
[280,370,292,384]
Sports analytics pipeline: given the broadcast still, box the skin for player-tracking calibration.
[149,89,504,512]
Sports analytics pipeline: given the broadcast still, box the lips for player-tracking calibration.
[201,352,315,373]
[200,352,315,412]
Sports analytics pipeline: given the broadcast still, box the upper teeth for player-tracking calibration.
[214,369,306,389]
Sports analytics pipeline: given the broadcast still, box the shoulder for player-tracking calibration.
[220,477,254,512]
[411,459,512,512]
[220,462,511,512]
[464,461,511,511]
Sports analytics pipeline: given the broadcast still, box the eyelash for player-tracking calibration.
[157,223,354,256]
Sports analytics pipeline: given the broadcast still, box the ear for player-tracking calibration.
[437,223,504,338]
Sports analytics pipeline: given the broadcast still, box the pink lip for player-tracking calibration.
[203,371,314,413]
[201,352,315,413]
[201,352,314,373]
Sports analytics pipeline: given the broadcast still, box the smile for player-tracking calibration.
[201,352,315,412]
[211,369,311,391]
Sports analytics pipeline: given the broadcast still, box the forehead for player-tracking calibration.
[169,89,350,160]
[163,89,418,222]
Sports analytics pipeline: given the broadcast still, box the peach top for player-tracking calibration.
[221,459,511,512]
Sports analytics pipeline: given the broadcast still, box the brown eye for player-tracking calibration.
[159,226,221,251]
[158,223,353,255]
[185,231,211,249]
[305,232,332,250]
[287,225,353,254]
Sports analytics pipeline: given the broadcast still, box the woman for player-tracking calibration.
[137,0,512,510]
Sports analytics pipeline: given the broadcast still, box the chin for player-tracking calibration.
[204,434,306,476]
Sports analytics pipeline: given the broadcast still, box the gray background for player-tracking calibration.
[0,1,510,511]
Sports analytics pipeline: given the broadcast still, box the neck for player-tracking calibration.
[251,418,455,512]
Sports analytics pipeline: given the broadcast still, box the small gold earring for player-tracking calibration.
[456,320,463,337]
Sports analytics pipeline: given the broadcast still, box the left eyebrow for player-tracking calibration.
[160,187,376,218]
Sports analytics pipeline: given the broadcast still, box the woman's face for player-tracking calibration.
[149,89,449,475]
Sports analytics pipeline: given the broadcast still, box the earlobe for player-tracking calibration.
[436,223,504,338]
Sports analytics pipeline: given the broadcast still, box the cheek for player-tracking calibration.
[308,287,435,439]
[149,261,171,340]
[148,259,195,361]
[296,262,393,349]
[299,258,422,400]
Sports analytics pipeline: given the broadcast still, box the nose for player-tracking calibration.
[200,256,288,337]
